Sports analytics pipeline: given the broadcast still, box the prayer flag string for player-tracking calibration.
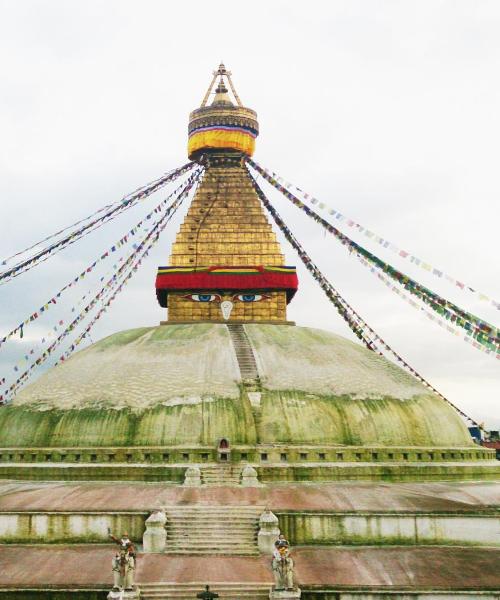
[248,158,500,311]
[0,170,203,403]
[55,172,203,368]
[0,162,195,283]
[0,169,202,350]
[358,256,499,360]
[247,167,486,432]
[246,160,499,354]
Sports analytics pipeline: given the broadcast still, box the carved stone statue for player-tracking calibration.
[272,539,294,591]
[108,529,136,592]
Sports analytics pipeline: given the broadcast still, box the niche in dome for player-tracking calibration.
[217,438,230,462]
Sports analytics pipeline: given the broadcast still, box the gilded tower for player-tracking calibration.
[156,63,298,322]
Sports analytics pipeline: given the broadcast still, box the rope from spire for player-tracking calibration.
[0,162,196,284]
[247,158,500,358]
[0,170,202,350]
[250,159,500,311]
[247,166,488,432]
[1,169,203,403]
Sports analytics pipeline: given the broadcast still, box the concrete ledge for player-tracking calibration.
[0,592,107,600]
[258,462,500,483]
[0,460,498,483]
[160,320,296,325]
[277,512,500,547]
[0,591,498,600]
[0,511,147,544]
[0,464,186,482]
[1,509,500,546]
[0,545,499,590]
[0,445,494,465]
[302,591,500,599]
[1,480,498,512]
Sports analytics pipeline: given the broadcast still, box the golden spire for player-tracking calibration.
[212,79,232,106]
[188,62,258,160]
[155,65,297,323]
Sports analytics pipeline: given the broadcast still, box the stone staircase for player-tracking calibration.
[201,464,242,486]
[164,505,262,555]
[226,323,263,428]
[139,582,270,599]
[226,324,260,382]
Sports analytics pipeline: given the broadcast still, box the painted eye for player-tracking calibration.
[235,294,264,303]
[183,294,220,302]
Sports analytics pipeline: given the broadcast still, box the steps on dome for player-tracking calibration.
[163,505,262,555]
[139,582,270,599]
[226,323,260,382]
[201,465,242,486]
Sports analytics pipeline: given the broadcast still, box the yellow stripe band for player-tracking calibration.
[188,129,255,157]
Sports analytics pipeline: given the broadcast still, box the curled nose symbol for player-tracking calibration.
[221,300,233,320]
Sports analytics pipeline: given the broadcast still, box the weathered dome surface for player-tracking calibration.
[0,324,473,448]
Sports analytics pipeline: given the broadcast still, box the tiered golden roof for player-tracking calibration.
[169,165,284,268]
[156,64,297,323]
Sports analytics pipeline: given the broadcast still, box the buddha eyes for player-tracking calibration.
[185,294,221,302]
[182,293,269,303]
[235,294,265,302]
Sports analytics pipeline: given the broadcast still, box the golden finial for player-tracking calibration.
[200,61,243,107]
[188,62,259,159]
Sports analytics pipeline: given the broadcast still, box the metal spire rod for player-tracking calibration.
[201,73,218,107]
[224,72,243,107]
[200,62,243,107]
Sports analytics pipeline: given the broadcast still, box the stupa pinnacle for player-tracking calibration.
[0,60,498,600]
[155,64,298,323]
[187,61,259,159]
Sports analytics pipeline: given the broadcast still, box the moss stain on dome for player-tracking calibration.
[257,390,471,447]
[0,324,474,449]
[245,325,427,399]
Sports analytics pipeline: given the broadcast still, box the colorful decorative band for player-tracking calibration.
[157,266,296,275]
[188,129,256,157]
[189,124,258,138]
[155,265,298,307]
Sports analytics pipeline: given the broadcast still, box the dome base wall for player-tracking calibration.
[0,448,496,483]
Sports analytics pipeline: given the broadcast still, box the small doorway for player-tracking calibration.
[217,438,230,462]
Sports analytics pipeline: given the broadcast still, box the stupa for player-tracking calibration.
[0,64,499,600]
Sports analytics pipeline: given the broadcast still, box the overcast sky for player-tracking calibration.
[0,0,499,427]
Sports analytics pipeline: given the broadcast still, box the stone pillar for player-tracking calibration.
[258,509,280,554]
[143,509,167,553]
[241,465,261,487]
[184,465,202,486]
